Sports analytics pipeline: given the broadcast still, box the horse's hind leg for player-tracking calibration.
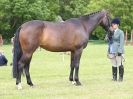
[16,53,32,89]
[16,55,25,89]
[24,56,33,86]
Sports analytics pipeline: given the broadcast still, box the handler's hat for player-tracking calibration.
[111,18,120,25]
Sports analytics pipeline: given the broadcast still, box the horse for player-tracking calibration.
[13,9,111,89]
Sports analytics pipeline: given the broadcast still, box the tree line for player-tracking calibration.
[0,0,133,40]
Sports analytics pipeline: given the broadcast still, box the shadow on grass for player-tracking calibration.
[89,40,107,45]
[3,40,107,45]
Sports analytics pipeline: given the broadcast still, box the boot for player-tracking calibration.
[119,65,124,82]
[112,66,117,81]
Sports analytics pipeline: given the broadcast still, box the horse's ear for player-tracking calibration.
[106,9,110,15]
[102,9,109,15]
[102,9,106,12]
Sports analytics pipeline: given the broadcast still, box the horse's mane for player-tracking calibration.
[87,11,101,16]
[80,10,102,19]
[65,10,103,22]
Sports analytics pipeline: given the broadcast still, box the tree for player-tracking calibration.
[88,0,133,39]
[59,0,91,20]
[0,0,59,39]
[0,0,132,40]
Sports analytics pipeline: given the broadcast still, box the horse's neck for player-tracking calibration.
[82,14,104,36]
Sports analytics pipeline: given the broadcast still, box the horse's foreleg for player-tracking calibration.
[69,51,74,82]
[73,48,83,86]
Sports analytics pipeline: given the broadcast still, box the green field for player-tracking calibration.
[0,41,133,99]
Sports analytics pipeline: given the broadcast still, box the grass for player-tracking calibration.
[0,40,133,99]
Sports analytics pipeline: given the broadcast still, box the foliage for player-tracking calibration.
[88,0,133,39]
[0,0,59,38]
[0,0,132,40]
[59,0,90,20]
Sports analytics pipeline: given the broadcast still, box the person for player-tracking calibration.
[107,18,125,82]
[11,36,15,53]
[0,51,8,66]
[10,35,15,66]
[0,34,3,47]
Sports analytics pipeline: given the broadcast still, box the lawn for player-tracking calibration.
[0,40,133,99]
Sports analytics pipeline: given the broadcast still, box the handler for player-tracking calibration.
[107,18,125,82]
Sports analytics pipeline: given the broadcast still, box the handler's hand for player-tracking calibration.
[118,53,122,56]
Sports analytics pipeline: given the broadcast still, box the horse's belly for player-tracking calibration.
[40,39,87,52]
[40,30,87,52]
[40,44,73,52]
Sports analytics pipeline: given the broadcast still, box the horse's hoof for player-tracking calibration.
[30,86,33,88]
[69,78,73,81]
[71,81,76,85]
[30,84,34,88]
[17,83,22,90]
[27,82,34,86]
[75,81,82,86]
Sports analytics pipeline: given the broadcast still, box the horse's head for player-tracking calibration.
[99,10,112,33]
[99,10,114,41]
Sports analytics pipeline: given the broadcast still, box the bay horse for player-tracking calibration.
[13,9,111,89]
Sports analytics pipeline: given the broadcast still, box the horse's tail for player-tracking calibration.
[13,27,22,78]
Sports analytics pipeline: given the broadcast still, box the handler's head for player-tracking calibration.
[111,18,120,29]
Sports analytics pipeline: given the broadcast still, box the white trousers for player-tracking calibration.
[108,54,124,67]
